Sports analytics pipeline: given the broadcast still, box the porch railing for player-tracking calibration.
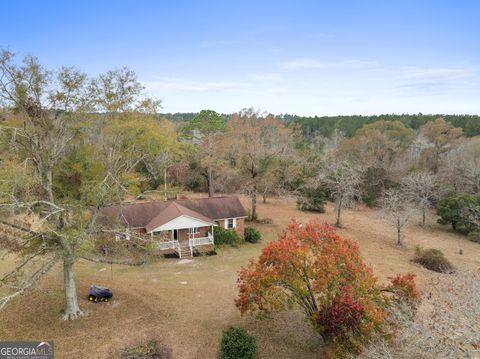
[189,233,214,247]
[156,234,214,253]
[157,240,177,250]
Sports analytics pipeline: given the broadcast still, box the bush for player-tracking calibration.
[437,192,480,234]
[414,246,454,273]
[468,231,480,243]
[214,226,240,246]
[119,340,173,359]
[362,190,377,208]
[296,186,326,212]
[220,326,257,359]
[244,227,261,243]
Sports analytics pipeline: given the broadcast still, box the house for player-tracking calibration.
[98,196,247,258]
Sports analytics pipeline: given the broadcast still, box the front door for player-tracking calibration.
[172,229,178,241]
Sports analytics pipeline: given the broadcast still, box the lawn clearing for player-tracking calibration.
[1,196,479,358]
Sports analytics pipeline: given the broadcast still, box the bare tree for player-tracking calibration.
[420,118,463,174]
[362,270,480,358]
[0,50,159,320]
[88,67,161,114]
[380,189,415,245]
[221,108,297,220]
[441,137,480,194]
[336,121,415,196]
[401,172,438,226]
[320,159,362,227]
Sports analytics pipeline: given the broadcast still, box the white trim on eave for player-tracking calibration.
[214,216,247,221]
[147,214,216,234]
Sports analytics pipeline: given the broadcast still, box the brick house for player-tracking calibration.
[98,196,247,258]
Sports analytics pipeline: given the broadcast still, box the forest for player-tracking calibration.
[163,112,480,138]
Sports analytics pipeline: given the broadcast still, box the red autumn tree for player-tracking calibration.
[236,220,419,356]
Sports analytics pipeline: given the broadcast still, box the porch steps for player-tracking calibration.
[178,246,192,258]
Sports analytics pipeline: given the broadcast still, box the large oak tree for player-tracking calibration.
[0,50,166,319]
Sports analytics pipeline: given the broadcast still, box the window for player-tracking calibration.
[189,227,200,235]
[225,218,236,229]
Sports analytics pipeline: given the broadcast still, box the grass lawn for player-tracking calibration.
[1,196,479,358]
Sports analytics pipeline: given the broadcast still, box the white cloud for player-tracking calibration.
[143,77,249,92]
[250,74,283,82]
[400,67,475,80]
[396,67,476,97]
[279,58,377,70]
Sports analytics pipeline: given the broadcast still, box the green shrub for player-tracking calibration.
[220,326,257,359]
[437,192,480,234]
[468,231,480,243]
[244,227,261,243]
[120,340,173,359]
[214,226,240,246]
[362,190,377,208]
[414,246,454,273]
[296,186,326,212]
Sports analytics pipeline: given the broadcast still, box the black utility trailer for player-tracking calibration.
[88,285,113,302]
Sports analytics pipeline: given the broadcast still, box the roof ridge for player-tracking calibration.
[174,196,228,202]
[105,196,235,208]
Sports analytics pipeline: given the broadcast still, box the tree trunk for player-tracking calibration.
[43,168,54,203]
[422,208,426,227]
[262,193,267,204]
[164,167,167,201]
[251,185,257,220]
[62,255,83,320]
[432,150,440,174]
[207,166,214,198]
[335,199,342,227]
[397,217,402,245]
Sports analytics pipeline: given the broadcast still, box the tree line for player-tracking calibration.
[162,112,480,138]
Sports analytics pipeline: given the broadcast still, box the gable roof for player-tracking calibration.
[98,196,246,229]
[145,202,215,233]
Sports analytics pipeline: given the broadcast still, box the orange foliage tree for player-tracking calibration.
[236,220,419,355]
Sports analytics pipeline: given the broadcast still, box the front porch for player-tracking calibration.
[151,225,215,258]
[144,204,217,258]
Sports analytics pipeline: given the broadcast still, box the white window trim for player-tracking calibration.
[225,218,236,229]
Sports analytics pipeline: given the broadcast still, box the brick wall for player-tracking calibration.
[236,218,245,239]
[217,218,245,239]
[178,226,211,241]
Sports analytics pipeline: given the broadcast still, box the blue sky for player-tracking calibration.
[1,1,479,115]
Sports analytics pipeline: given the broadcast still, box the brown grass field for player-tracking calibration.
[1,196,480,358]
